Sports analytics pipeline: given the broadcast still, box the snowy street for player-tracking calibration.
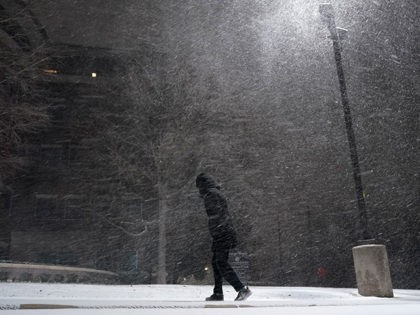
[1,283,419,314]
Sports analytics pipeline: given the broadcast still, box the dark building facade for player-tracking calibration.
[1,1,163,283]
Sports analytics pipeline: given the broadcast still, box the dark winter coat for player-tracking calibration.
[196,173,237,252]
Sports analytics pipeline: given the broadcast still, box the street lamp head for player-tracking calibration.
[319,3,334,22]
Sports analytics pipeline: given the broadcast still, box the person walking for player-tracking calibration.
[196,173,251,301]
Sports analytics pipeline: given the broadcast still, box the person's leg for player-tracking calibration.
[213,249,244,292]
[212,251,223,294]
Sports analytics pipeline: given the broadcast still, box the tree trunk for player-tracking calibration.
[156,181,168,284]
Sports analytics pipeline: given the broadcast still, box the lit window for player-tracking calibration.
[43,69,58,74]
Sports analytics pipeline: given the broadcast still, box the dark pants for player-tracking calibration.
[212,249,244,294]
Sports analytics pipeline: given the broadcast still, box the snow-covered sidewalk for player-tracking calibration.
[1,283,419,314]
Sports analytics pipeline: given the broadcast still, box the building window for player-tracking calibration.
[119,250,138,273]
[122,195,142,222]
[35,194,59,220]
[63,194,85,221]
[142,199,158,221]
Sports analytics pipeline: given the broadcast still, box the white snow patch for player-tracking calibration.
[1,283,419,314]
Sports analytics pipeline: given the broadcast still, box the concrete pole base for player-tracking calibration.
[352,244,393,297]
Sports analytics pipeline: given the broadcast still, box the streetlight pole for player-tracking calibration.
[319,4,371,241]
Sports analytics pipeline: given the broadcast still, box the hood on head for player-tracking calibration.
[196,173,220,192]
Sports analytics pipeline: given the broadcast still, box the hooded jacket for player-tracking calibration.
[196,173,237,251]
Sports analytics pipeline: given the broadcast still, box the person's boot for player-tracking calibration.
[205,293,224,301]
[234,286,252,301]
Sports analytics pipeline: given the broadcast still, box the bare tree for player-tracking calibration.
[87,58,223,283]
[0,1,50,180]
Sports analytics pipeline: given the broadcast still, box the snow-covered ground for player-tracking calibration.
[1,283,419,314]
